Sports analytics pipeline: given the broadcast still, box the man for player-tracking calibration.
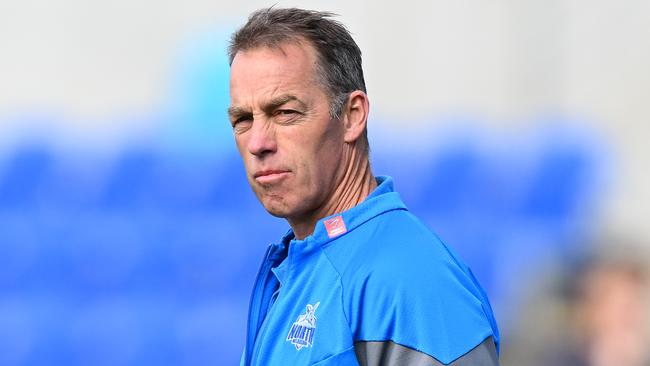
[228,7,500,366]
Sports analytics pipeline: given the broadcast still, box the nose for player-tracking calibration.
[246,118,277,157]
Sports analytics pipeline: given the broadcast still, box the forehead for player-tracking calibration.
[229,41,319,94]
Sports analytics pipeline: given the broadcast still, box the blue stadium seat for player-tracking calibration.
[0,145,53,209]
[99,148,159,209]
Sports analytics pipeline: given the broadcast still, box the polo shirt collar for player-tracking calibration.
[270,176,407,285]
[292,175,407,247]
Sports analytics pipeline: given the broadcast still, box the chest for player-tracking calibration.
[250,254,358,366]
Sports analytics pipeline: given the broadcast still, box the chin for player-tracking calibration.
[260,198,292,219]
[264,206,289,218]
[262,197,310,221]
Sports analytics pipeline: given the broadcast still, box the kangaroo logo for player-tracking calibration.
[286,302,320,350]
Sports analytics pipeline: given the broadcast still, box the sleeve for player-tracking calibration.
[354,336,499,366]
[345,234,499,365]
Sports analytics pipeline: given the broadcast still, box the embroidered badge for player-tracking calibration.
[324,216,347,238]
[286,302,320,350]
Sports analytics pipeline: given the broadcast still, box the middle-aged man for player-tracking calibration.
[228,7,500,366]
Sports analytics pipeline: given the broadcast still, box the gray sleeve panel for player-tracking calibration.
[354,336,499,366]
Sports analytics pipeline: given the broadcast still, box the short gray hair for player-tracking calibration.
[228,7,367,120]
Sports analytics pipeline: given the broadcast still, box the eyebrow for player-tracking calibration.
[227,94,307,119]
[263,95,307,113]
[227,105,250,120]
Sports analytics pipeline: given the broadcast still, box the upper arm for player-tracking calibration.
[354,336,499,366]
[345,225,499,364]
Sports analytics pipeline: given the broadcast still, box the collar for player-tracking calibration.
[306,175,407,245]
[270,176,407,283]
[269,175,407,283]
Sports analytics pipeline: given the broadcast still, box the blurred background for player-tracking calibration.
[1,0,649,365]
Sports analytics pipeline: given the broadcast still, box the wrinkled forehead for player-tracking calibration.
[230,39,322,81]
[229,42,323,99]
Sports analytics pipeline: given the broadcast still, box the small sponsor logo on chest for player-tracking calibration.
[324,216,347,238]
[286,302,320,350]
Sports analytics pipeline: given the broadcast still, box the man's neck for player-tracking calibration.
[289,147,376,240]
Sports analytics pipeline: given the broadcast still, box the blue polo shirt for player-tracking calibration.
[241,176,500,365]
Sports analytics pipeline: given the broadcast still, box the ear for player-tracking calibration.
[341,90,369,144]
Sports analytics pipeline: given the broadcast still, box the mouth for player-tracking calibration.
[253,170,291,184]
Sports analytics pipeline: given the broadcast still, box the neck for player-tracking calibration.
[289,145,376,240]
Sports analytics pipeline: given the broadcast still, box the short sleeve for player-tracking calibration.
[344,215,498,365]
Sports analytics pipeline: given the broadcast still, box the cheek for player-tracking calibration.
[298,137,344,186]
[234,136,254,173]
[279,120,345,189]
[234,135,248,157]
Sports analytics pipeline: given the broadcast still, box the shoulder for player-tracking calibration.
[331,208,468,283]
[325,209,499,364]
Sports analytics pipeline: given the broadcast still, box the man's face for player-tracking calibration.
[229,41,346,221]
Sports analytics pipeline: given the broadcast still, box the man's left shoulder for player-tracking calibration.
[353,209,464,272]
[340,209,501,364]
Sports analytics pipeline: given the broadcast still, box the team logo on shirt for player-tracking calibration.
[286,302,320,350]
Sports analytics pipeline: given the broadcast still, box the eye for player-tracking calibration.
[273,109,302,124]
[234,116,250,124]
[231,115,252,127]
[231,115,253,134]
[276,109,297,116]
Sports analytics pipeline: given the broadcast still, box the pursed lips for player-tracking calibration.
[253,170,291,184]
